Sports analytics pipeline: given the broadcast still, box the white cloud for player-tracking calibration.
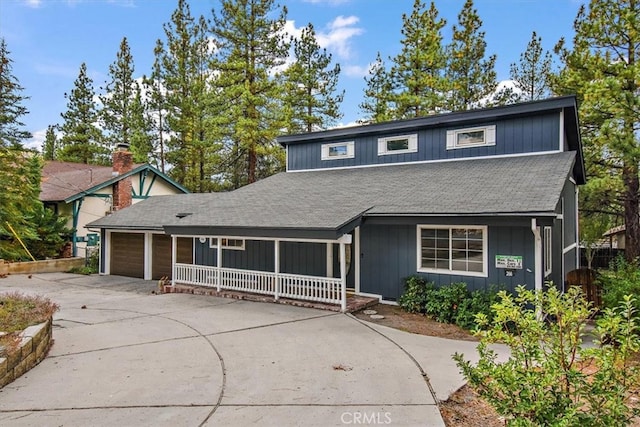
[342,64,369,78]
[315,15,364,60]
[23,0,42,8]
[25,128,47,151]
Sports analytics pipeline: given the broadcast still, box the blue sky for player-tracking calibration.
[0,0,582,149]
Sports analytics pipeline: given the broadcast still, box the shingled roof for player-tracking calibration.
[87,151,576,240]
[40,161,188,203]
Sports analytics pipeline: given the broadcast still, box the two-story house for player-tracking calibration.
[88,96,584,311]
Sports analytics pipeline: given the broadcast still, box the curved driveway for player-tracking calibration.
[0,273,488,426]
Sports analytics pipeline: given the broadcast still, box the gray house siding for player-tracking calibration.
[288,112,560,171]
[359,220,537,301]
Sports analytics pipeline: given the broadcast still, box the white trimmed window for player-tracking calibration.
[417,225,487,277]
[321,141,355,160]
[209,238,245,250]
[544,226,552,277]
[446,125,496,150]
[377,134,418,156]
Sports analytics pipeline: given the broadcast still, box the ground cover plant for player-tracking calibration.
[454,286,640,426]
[0,292,58,356]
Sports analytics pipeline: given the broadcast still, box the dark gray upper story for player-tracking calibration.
[279,96,583,178]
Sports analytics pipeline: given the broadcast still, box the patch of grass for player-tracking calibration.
[0,292,59,356]
[67,266,96,275]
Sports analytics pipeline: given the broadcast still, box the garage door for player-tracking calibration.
[152,235,193,280]
[110,233,144,278]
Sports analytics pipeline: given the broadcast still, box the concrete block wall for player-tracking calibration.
[0,319,52,388]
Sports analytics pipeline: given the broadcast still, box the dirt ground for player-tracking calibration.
[353,303,639,427]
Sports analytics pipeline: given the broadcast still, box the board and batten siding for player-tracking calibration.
[194,239,327,276]
[359,221,536,301]
[288,112,560,171]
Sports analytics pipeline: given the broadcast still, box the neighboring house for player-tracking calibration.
[88,96,585,311]
[40,146,189,258]
[603,225,625,249]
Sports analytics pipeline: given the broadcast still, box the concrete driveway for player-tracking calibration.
[0,273,488,426]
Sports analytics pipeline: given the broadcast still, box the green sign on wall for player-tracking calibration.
[495,255,523,269]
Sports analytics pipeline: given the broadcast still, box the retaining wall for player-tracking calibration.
[0,257,84,275]
[0,319,52,388]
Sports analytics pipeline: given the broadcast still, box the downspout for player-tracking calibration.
[532,218,543,320]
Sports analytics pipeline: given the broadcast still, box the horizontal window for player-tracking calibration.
[209,238,245,250]
[417,225,487,277]
[446,125,496,150]
[321,141,355,160]
[378,134,418,156]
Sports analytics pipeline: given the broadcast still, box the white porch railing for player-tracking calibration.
[174,263,344,306]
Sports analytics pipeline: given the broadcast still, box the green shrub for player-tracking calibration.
[398,275,433,313]
[399,276,501,330]
[454,286,640,426]
[598,256,640,313]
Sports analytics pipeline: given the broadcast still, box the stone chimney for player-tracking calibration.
[112,143,133,211]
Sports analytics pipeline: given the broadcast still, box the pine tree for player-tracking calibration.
[160,1,218,192]
[553,0,639,261]
[359,52,394,124]
[0,38,31,148]
[143,39,169,173]
[128,84,154,164]
[389,0,448,119]
[282,23,344,133]
[58,63,105,164]
[100,37,137,151]
[42,125,57,160]
[212,0,290,187]
[445,0,498,111]
[510,31,553,101]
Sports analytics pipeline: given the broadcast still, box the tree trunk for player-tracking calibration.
[623,161,640,262]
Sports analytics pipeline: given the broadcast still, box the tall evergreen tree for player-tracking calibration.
[128,84,155,164]
[553,0,639,261]
[143,39,169,173]
[359,52,394,124]
[0,38,31,148]
[445,0,498,111]
[160,1,218,192]
[100,37,137,151]
[389,0,448,119]
[58,63,105,164]
[510,31,553,101]
[282,23,343,133]
[212,0,290,187]
[42,125,57,160]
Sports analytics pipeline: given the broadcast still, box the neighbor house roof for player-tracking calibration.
[87,151,576,240]
[40,161,189,203]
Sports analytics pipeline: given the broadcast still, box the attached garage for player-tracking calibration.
[152,235,193,280]
[110,232,144,278]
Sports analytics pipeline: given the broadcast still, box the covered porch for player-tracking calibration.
[169,230,368,312]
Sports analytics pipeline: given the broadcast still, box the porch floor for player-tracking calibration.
[169,284,379,313]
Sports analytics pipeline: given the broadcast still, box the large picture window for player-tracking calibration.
[417,225,487,276]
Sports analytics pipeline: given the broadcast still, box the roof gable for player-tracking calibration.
[40,161,189,202]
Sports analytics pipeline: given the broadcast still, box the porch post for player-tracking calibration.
[171,235,177,286]
[354,226,360,294]
[531,219,543,320]
[326,243,333,277]
[339,241,347,312]
[216,237,222,292]
[274,239,280,301]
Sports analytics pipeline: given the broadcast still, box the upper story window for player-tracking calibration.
[209,238,245,250]
[321,141,355,161]
[446,125,496,150]
[378,134,418,156]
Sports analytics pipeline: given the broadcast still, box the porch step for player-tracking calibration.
[169,284,378,313]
